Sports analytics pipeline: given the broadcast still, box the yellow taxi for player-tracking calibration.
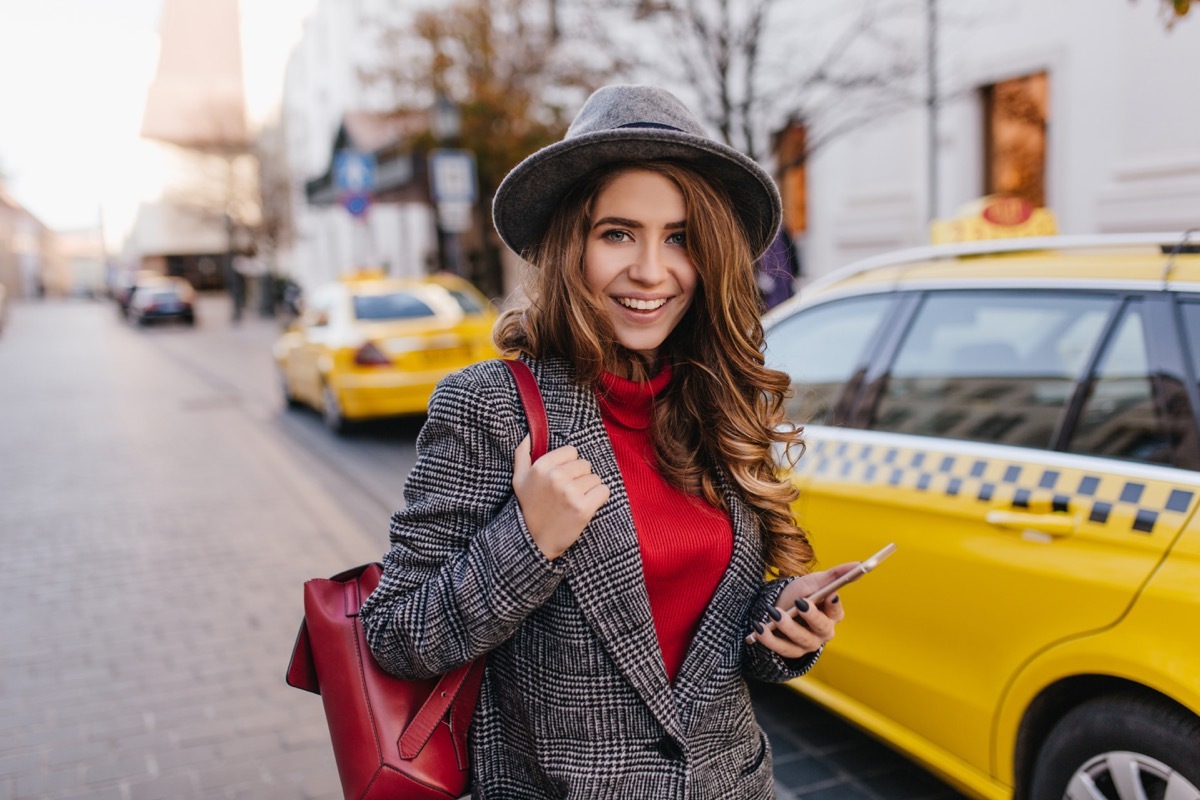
[763,214,1200,798]
[274,271,498,433]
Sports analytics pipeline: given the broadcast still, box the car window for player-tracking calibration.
[447,288,485,315]
[1068,300,1191,467]
[353,292,437,320]
[765,294,894,424]
[1181,300,1200,387]
[871,291,1115,448]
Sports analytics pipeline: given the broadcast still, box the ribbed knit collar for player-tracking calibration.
[596,363,673,431]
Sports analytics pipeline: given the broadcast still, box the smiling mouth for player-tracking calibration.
[614,297,668,311]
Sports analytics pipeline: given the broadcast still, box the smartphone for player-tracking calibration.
[745,542,896,645]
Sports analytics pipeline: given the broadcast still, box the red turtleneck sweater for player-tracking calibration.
[596,365,734,683]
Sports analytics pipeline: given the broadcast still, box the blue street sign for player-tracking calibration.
[334,150,376,193]
[343,192,371,218]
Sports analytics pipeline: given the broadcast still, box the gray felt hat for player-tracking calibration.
[492,84,782,260]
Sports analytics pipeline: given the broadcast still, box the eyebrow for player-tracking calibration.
[592,216,686,230]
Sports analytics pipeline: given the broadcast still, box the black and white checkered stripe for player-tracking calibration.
[799,432,1197,537]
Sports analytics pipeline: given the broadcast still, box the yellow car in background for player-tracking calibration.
[274,272,498,433]
[763,233,1200,799]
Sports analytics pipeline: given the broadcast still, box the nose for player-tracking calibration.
[627,242,668,285]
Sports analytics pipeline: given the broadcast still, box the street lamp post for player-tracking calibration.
[432,94,461,144]
[429,95,476,277]
[927,0,940,225]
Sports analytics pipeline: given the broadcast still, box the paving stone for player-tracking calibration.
[127,771,199,800]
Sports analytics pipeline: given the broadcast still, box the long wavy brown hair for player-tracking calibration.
[494,160,814,576]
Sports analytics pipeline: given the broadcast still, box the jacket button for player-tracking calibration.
[656,737,683,760]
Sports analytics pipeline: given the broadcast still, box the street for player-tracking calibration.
[0,296,967,800]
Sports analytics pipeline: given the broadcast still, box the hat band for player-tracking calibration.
[616,122,685,132]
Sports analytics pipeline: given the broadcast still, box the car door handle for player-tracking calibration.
[985,510,1080,539]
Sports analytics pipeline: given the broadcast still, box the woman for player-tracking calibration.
[360,84,853,799]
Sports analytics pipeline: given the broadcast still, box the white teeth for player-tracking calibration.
[616,297,667,311]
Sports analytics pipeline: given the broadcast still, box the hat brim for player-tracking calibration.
[492,127,782,261]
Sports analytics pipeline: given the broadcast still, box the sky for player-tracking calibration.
[0,0,317,246]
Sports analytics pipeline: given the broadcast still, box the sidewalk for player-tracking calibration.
[0,298,374,799]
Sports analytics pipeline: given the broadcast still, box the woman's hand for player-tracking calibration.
[513,436,610,561]
[752,563,857,659]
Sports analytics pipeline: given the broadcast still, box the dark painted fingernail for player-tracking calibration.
[752,620,765,634]
[795,598,810,613]
[767,606,782,621]
[831,595,840,604]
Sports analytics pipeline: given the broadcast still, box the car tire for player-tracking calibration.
[280,372,303,410]
[322,383,348,435]
[1028,693,1200,800]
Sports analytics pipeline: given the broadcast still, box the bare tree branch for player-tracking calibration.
[627,0,930,165]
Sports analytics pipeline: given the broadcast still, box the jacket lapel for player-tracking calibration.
[528,357,683,741]
[673,479,763,707]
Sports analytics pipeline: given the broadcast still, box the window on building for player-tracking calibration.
[982,71,1049,208]
[871,291,1114,448]
[776,122,808,236]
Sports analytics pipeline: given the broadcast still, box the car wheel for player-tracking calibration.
[322,383,348,435]
[1029,693,1200,800]
[280,372,302,410]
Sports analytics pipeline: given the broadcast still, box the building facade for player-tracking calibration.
[275,0,1200,292]
[0,186,55,299]
[126,0,252,301]
[278,0,438,294]
[797,0,1200,279]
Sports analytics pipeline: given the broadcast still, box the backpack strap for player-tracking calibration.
[503,359,549,462]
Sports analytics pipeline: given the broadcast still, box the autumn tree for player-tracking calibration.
[159,119,296,317]
[250,121,295,273]
[360,0,633,293]
[1134,0,1193,26]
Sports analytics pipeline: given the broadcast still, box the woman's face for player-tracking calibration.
[584,169,699,363]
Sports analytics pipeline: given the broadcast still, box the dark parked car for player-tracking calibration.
[128,279,196,326]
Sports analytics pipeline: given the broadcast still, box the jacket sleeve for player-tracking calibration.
[359,365,568,679]
[743,577,822,682]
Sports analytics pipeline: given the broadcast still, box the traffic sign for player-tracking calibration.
[335,150,376,217]
[334,150,376,193]
[343,192,371,218]
[429,150,477,204]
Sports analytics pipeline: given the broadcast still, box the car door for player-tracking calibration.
[785,289,1200,776]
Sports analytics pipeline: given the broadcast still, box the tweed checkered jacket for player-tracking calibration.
[359,355,818,800]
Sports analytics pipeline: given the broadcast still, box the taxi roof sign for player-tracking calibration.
[931,194,1057,245]
[339,268,389,282]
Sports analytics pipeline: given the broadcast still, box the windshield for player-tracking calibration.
[353,292,437,321]
[447,289,485,314]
